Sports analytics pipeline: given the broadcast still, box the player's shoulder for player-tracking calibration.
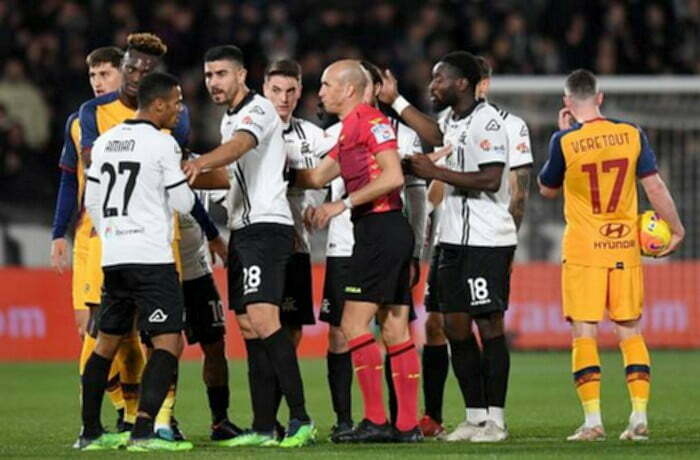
[245,92,275,115]
[605,117,642,133]
[79,91,120,115]
[292,117,325,138]
[325,121,342,139]
[551,123,583,147]
[471,102,505,133]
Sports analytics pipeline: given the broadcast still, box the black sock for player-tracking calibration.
[422,344,449,423]
[449,337,486,411]
[272,379,283,418]
[207,386,230,424]
[482,335,510,408]
[81,352,112,438]
[262,329,309,422]
[132,349,177,438]
[326,351,353,425]
[245,338,277,433]
[385,354,397,425]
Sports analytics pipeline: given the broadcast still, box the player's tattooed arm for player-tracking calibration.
[378,69,443,147]
[508,166,531,231]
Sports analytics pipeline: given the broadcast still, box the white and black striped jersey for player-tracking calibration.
[437,102,517,247]
[219,91,293,230]
[283,117,336,253]
[85,119,195,267]
[324,117,426,258]
[178,190,226,281]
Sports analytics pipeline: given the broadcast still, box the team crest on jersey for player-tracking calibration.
[458,132,467,145]
[485,119,501,131]
[479,139,492,151]
[370,123,395,143]
[300,140,311,155]
[250,105,265,115]
[516,142,530,153]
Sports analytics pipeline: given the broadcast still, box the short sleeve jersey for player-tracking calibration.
[494,106,534,169]
[283,117,335,253]
[219,91,292,230]
[538,118,658,268]
[328,103,401,219]
[438,102,516,247]
[86,120,189,267]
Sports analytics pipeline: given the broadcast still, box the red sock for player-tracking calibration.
[388,339,420,431]
[348,333,387,425]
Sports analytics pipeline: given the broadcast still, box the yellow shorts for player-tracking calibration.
[562,263,644,322]
[72,230,90,311]
[83,235,104,307]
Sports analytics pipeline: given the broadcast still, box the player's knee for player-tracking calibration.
[328,326,349,353]
[149,332,182,357]
[443,318,473,342]
[476,313,505,340]
[381,320,410,347]
[425,313,446,345]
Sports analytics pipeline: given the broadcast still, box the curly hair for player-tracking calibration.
[126,32,167,57]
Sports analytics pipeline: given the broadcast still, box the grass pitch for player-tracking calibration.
[1,351,699,458]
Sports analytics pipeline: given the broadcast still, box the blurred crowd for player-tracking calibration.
[0,0,699,211]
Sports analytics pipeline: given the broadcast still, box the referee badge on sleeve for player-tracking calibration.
[370,123,396,143]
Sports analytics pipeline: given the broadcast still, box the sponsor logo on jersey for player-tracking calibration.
[485,119,501,131]
[370,123,395,143]
[250,105,265,115]
[345,286,362,294]
[599,222,632,239]
[241,116,263,131]
[593,239,636,250]
[516,142,530,153]
[479,139,492,151]
[148,309,168,323]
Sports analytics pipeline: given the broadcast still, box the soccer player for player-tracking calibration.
[263,59,332,345]
[80,72,194,452]
[387,51,517,442]
[184,45,315,448]
[293,59,421,443]
[417,55,534,439]
[538,69,684,441]
[50,46,130,430]
[78,32,225,440]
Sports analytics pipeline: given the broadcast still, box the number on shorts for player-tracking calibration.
[467,277,489,301]
[243,265,262,292]
[208,300,224,324]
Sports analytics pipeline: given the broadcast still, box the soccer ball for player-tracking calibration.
[638,210,671,256]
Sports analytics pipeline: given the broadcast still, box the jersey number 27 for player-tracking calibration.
[101,161,141,218]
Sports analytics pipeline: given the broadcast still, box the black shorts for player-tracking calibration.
[228,223,293,315]
[345,211,413,306]
[319,256,352,327]
[183,273,226,345]
[424,244,442,313]
[98,264,184,338]
[438,244,515,316]
[281,252,316,327]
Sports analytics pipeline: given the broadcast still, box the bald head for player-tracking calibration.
[319,59,371,118]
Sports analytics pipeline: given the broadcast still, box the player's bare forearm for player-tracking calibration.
[509,167,531,231]
[399,106,443,147]
[200,131,257,170]
[191,167,230,189]
[347,150,404,207]
[428,179,445,208]
[434,164,503,193]
[641,173,685,237]
[293,156,341,189]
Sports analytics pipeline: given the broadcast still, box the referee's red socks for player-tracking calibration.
[387,339,420,431]
[349,334,387,425]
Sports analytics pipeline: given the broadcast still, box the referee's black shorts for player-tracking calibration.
[344,211,413,307]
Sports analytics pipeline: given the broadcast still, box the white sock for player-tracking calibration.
[466,408,488,425]
[629,411,647,426]
[154,423,170,432]
[584,411,602,428]
[488,406,505,429]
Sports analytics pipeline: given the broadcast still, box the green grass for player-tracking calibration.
[0,351,699,458]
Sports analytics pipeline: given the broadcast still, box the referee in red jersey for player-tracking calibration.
[293,60,421,443]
